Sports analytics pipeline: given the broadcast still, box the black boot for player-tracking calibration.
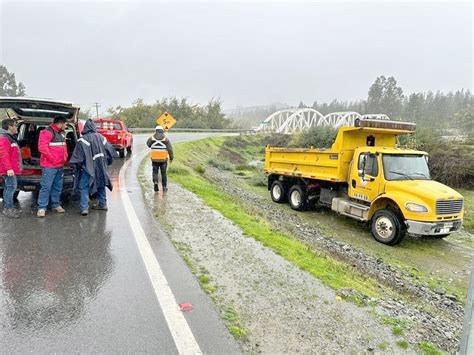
[154,183,159,192]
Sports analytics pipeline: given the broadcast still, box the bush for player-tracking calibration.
[401,127,474,189]
[208,158,233,171]
[290,126,337,148]
[425,143,474,188]
[194,164,206,174]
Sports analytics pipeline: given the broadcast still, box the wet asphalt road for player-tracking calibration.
[0,133,240,354]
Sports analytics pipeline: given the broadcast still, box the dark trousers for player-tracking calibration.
[152,161,168,187]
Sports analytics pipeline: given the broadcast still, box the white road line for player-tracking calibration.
[119,153,202,355]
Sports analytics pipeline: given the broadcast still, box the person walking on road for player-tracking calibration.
[37,116,68,218]
[0,119,22,219]
[147,125,173,192]
[70,119,116,216]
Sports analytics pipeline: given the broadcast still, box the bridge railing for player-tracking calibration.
[257,109,390,133]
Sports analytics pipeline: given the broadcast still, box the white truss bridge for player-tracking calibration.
[256,109,390,134]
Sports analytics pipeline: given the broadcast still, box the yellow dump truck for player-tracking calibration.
[265,119,464,245]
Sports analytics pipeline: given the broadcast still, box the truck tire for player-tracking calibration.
[13,191,19,202]
[270,181,286,203]
[371,209,405,246]
[126,145,132,153]
[0,188,3,199]
[119,148,125,158]
[288,185,307,211]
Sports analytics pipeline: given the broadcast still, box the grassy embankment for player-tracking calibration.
[167,137,381,300]
[168,135,474,304]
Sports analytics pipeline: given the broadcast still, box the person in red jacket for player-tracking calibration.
[37,116,69,218]
[0,119,21,219]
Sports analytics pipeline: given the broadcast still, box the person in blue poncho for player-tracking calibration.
[70,119,116,216]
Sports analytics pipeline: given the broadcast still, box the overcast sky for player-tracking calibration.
[0,1,472,114]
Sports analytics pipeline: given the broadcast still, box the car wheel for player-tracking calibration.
[119,148,125,158]
[13,191,19,202]
[371,209,406,246]
[288,185,307,211]
[270,181,286,203]
[127,145,132,153]
[0,188,3,199]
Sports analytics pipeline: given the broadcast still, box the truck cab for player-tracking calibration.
[94,118,133,158]
[265,118,464,245]
[345,147,463,244]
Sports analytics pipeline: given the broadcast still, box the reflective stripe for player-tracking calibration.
[93,153,105,160]
[49,142,66,146]
[150,140,167,150]
[78,138,91,146]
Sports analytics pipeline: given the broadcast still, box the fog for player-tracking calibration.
[0,0,472,114]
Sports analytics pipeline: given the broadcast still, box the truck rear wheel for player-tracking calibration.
[288,185,307,211]
[119,148,125,158]
[270,181,286,203]
[371,209,405,246]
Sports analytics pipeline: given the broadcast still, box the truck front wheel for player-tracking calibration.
[270,181,286,203]
[288,185,307,211]
[371,209,405,246]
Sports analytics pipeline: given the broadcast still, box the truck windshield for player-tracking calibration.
[382,154,430,181]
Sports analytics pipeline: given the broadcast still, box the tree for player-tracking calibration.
[78,110,92,121]
[0,65,26,96]
[454,104,474,133]
[367,76,403,118]
[367,76,385,113]
[381,76,404,118]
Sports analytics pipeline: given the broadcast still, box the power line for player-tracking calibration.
[93,102,101,119]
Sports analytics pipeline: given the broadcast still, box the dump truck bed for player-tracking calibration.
[265,147,348,182]
[264,125,416,183]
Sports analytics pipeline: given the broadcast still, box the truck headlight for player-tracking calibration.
[405,202,428,213]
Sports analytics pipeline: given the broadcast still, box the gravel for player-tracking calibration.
[142,177,406,353]
[202,166,466,352]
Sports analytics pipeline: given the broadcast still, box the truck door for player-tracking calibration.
[349,152,381,203]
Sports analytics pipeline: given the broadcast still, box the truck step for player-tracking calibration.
[331,197,369,221]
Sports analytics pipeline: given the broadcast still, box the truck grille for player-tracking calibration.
[436,199,463,215]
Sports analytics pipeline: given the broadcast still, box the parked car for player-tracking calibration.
[0,97,81,199]
[94,118,133,158]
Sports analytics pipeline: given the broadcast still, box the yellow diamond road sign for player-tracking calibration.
[156,112,176,131]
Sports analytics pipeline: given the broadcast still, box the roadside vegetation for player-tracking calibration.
[106,97,231,129]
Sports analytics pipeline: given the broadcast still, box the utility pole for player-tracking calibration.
[93,102,101,119]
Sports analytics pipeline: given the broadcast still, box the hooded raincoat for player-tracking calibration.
[70,120,116,194]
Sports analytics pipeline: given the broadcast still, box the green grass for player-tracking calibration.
[223,306,248,340]
[377,341,389,351]
[418,341,443,355]
[397,340,409,349]
[392,326,404,336]
[459,189,474,231]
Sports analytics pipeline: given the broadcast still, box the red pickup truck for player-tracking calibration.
[94,119,133,158]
